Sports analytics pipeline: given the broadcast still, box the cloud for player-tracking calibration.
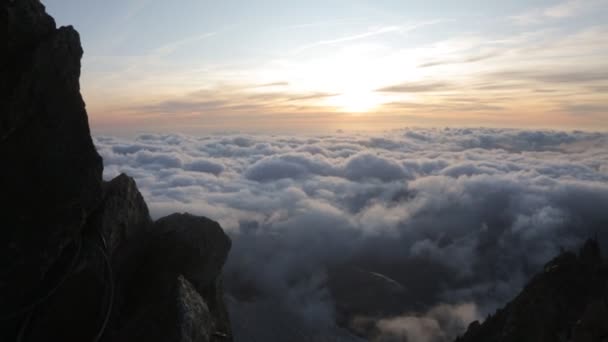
[134,99,232,114]
[376,81,454,93]
[126,87,341,118]
[489,70,608,84]
[244,153,335,181]
[95,128,608,341]
[252,81,290,88]
[344,152,407,182]
[184,158,224,175]
[292,25,403,54]
[418,52,500,68]
[564,103,608,115]
[153,32,216,57]
[375,303,479,342]
[291,20,443,54]
[510,0,606,25]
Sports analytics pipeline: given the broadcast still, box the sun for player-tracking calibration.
[327,90,383,113]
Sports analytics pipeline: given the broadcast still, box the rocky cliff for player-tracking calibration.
[0,1,232,341]
[455,238,608,342]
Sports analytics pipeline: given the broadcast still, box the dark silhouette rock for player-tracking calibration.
[110,213,232,341]
[1,0,103,318]
[455,238,608,342]
[90,173,153,256]
[572,294,608,342]
[1,1,232,341]
[111,275,214,342]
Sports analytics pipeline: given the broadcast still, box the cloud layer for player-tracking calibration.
[96,128,608,341]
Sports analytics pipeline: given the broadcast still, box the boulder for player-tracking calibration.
[112,275,215,342]
[109,213,232,341]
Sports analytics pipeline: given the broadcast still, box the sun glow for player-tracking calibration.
[255,44,419,114]
[327,90,384,113]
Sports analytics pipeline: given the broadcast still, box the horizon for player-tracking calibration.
[43,0,608,134]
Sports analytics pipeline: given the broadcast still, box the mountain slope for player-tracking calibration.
[456,238,608,342]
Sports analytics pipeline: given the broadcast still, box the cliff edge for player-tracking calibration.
[455,239,608,342]
[0,1,232,341]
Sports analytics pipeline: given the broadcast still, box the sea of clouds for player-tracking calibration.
[96,127,608,341]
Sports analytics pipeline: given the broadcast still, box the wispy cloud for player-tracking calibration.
[418,52,500,68]
[252,81,290,88]
[282,17,365,30]
[292,20,442,54]
[376,81,454,93]
[563,103,608,114]
[153,32,217,57]
[510,0,606,25]
[126,87,340,117]
[487,70,608,84]
[292,25,402,53]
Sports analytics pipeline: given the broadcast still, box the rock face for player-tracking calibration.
[455,239,608,342]
[0,1,232,341]
[110,213,232,341]
[1,0,103,314]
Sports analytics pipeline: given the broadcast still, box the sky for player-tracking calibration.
[44,0,608,133]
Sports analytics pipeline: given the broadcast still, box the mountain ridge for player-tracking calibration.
[455,238,608,342]
[1,1,232,341]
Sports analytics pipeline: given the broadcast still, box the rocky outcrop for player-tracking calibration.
[0,1,232,341]
[455,238,608,342]
[108,274,216,342]
[1,0,103,316]
[109,213,232,341]
[91,174,153,256]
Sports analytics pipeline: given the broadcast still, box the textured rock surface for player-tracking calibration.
[2,0,98,188]
[110,213,232,341]
[455,239,608,342]
[1,0,103,317]
[91,173,153,255]
[110,275,214,342]
[1,1,232,341]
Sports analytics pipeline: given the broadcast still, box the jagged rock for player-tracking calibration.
[111,275,214,342]
[15,244,108,342]
[90,173,153,256]
[455,238,608,342]
[176,275,215,342]
[580,238,602,266]
[2,0,55,130]
[1,1,232,341]
[1,0,103,320]
[11,173,153,341]
[152,214,232,292]
[572,294,608,342]
[109,213,232,341]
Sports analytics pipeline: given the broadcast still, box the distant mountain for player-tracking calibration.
[455,238,608,342]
